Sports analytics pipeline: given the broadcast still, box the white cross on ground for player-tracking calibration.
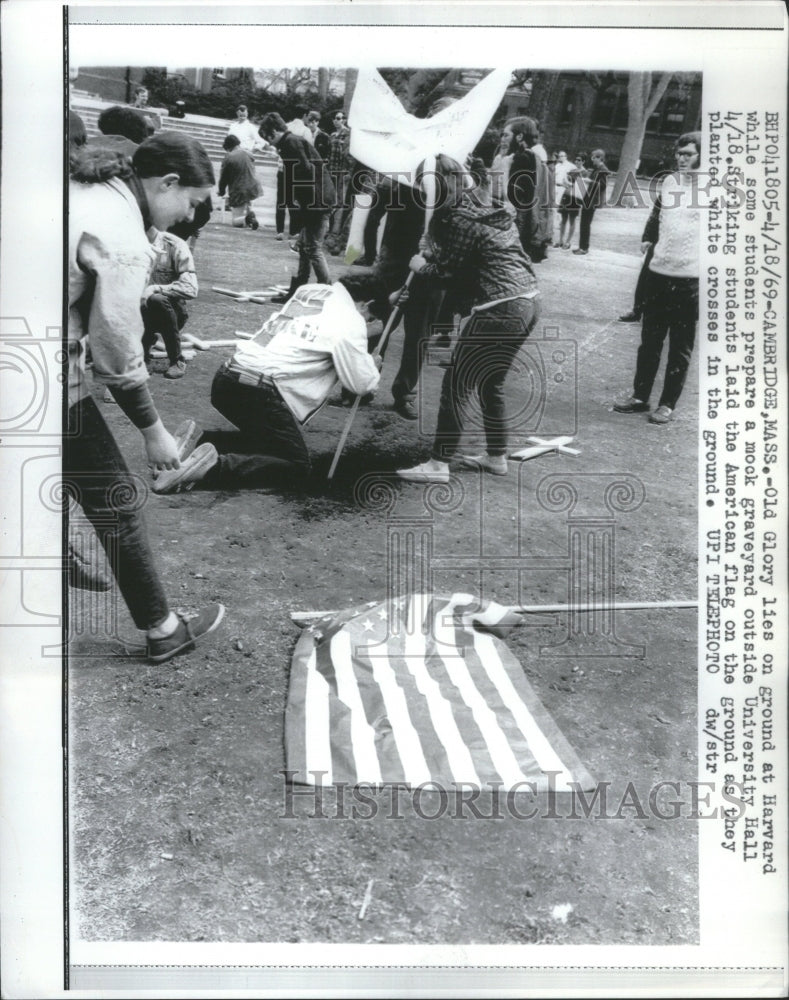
[509,436,581,461]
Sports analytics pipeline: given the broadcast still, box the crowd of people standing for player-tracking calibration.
[67,87,701,660]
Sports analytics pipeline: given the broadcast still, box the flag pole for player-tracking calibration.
[289,599,699,626]
[326,273,414,480]
[327,155,437,480]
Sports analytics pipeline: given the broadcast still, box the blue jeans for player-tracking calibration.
[198,366,311,489]
[66,396,169,630]
[295,211,330,285]
[431,297,540,460]
[141,292,187,365]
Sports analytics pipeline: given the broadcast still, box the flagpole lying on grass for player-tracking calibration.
[289,599,699,627]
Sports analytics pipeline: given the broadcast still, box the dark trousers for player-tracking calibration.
[431,297,540,460]
[633,272,698,410]
[141,292,188,365]
[578,207,595,251]
[65,396,169,630]
[630,244,656,317]
[340,268,449,402]
[276,169,301,236]
[199,367,311,489]
[295,211,330,285]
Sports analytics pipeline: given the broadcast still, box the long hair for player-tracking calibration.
[70,146,134,183]
[132,131,215,186]
[414,154,474,211]
[260,112,287,137]
[505,116,539,152]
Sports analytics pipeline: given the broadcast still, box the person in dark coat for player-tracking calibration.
[307,111,331,160]
[217,133,261,229]
[259,112,335,303]
[504,116,552,263]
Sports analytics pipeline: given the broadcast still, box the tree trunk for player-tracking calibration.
[611,71,673,204]
[343,68,358,115]
[318,67,330,102]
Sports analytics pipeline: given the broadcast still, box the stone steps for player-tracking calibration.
[71,98,276,166]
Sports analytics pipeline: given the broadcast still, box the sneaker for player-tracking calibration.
[455,453,508,475]
[648,405,674,424]
[147,603,226,664]
[164,360,187,380]
[613,397,649,413]
[393,398,418,421]
[67,542,112,592]
[573,248,588,255]
[172,418,199,460]
[396,460,449,484]
[152,443,218,494]
[561,243,571,250]
[275,232,285,241]
[618,310,641,323]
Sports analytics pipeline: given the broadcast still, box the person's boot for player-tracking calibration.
[269,277,302,305]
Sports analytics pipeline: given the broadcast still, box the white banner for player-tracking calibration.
[348,66,512,182]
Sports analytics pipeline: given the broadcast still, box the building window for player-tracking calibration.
[591,86,627,129]
[646,92,689,135]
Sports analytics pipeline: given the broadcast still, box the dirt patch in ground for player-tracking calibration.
[69,206,699,945]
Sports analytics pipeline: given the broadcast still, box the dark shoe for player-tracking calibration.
[147,604,226,663]
[613,397,649,413]
[618,310,641,322]
[245,211,259,230]
[393,398,418,421]
[648,405,674,425]
[270,277,302,305]
[67,542,112,592]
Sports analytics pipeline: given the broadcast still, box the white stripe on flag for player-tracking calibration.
[304,646,332,785]
[402,596,481,786]
[471,631,576,791]
[330,630,383,785]
[433,607,530,788]
[368,639,432,787]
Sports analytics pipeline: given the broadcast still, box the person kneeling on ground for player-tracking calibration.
[153,282,380,493]
[141,228,198,379]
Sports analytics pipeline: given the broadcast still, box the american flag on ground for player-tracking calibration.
[286,593,595,792]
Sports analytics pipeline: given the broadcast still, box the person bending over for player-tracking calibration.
[68,132,225,660]
[153,283,380,493]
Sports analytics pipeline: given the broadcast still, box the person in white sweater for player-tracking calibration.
[153,283,380,492]
[614,132,703,425]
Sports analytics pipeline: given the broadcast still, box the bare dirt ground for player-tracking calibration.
[69,194,699,946]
